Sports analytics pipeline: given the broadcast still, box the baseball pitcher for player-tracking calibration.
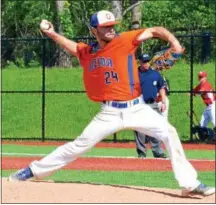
[8,10,215,197]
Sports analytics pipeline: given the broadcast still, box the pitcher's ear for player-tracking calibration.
[91,27,97,36]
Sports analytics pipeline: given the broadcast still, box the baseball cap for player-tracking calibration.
[90,10,119,28]
[139,54,151,62]
[198,71,207,78]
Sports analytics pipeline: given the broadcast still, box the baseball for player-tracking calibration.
[40,20,50,30]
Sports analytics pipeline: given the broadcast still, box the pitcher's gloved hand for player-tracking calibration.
[150,47,185,70]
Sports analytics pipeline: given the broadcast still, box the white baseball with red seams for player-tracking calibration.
[40,20,50,30]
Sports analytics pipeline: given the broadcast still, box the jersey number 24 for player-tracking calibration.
[105,71,119,84]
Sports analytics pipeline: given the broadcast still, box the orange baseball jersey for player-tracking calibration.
[77,29,145,102]
[193,80,216,105]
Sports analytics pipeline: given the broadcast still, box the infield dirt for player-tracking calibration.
[2,178,215,203]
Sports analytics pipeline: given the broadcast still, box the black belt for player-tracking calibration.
[144,99,155,104]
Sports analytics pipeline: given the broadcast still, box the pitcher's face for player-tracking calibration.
[94,25,116,42]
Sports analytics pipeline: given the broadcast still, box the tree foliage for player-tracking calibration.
[2,0,214,37]
[1,0,215,67]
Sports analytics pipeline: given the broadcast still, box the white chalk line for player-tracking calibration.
[1,152,215,162]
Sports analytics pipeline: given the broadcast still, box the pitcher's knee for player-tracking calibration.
[156,122,170,141]
[168,124,178,134]
[159,123,179,143]
[71,136,96,155]
[168,124,182,141]
[160,131,169,142]
[54,137,93,158]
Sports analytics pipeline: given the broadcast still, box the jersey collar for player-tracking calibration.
[89,33,120,54]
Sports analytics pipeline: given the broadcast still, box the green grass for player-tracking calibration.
[2,144,215,159]
[1,68,84,91]
[2,94,42,138]
[2,170,215,189]
[2,62,215,140]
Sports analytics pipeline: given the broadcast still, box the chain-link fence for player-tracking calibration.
[1,34,215,142]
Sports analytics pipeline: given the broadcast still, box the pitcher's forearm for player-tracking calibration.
[47,32,78,56]
[138,27,182,52]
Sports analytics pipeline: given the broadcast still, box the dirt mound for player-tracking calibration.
[2,178,215,203]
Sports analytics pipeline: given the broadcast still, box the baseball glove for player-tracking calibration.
[150,47,184,71]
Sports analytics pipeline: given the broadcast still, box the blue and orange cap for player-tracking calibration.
[90,10,119,28]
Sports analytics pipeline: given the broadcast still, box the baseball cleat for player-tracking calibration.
[8,167,34,182]
[182,184,215,197]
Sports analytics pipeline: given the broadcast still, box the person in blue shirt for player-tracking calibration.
[134,53,167,158]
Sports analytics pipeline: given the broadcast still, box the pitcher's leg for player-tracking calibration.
[30,114,123,178]
[129,104,200,190]
[166,125,215,196]
[134,131,147,157]
[10,107,123,180]
[164,124,200,189]
[30,137,97,178]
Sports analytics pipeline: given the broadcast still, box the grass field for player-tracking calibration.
[2,62,215,141]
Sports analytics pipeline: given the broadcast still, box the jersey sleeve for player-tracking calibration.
[77,42,89,60]
[120,28,146,47]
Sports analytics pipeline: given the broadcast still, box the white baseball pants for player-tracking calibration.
[200,102,215,127]
[30,95,200,190]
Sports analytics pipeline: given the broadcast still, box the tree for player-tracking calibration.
[130,0,143,30]
[111,1,123,21]
[1,0,215,68]
[55,0,73,68]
